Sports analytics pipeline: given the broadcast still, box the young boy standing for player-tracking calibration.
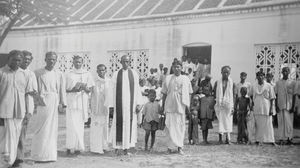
[142,89,161,151]
[234,87,251,144]
[199,86,215,144]
[188,95,200,145]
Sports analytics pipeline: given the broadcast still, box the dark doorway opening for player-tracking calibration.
[183,43,211,64]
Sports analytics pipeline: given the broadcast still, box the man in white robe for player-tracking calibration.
[214,66,235,144]
[250,71,276,145]
[161,61,192,155]
[0,50,32,167]
[31,52,66,162]
[275,67,296,145]
[65,56,94,155]
[90,64,112,154]
[14,51,38,167]
[111,55,142,155]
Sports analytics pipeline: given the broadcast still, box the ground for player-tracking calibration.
[15,114,300,168]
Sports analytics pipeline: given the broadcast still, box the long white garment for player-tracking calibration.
[31,68,66,161]
[65,69,94,151]
[251,81,275,143]
[214,78,234,133]
[110,69,142,150]
[275,79,296,140]
[0,119,23,165]
[0,66,32,166]
[90,76,112,153]
[161,75,192,148]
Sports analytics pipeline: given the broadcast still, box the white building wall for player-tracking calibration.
[1,6,300,83]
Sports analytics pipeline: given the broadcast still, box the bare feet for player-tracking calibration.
[178,147,184,155]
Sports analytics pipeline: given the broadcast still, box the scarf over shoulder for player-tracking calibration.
[215,77,234,111]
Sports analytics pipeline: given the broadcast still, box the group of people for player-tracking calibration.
[0,50,299,168]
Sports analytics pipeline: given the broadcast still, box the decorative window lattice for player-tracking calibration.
[107,49,149,79]
[55,52,91,72]
[255,45,276,75]
[279,44,300,79]
[255,43,300,80]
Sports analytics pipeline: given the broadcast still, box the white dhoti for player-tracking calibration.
[31,93,58,161]
[66,109,85,151]
[90,114,109,153]
[246,111,255,143]
[165,113,185,148]
[277,110,294,140]
[254,114,275,143]
[0,119,23,165]
[215,107,233,133]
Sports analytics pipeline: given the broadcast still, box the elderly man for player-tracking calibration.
[13,50,38,167]
[161,61,193,155]
[111,55,142,155]
[90,64,112,154]
[213,66,235,144]
[31,52,66,162]
[65,56,94,155]
[0,50,32,167]
[275,67,296,145]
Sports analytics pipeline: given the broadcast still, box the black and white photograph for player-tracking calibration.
[0,0,300,167]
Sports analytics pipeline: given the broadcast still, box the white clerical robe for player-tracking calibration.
[161,75,192,148]
[111,69,142,150]
[31,68,66,161]
[90,76,112,153]
[0,66,32,165]
[65,69,94,151]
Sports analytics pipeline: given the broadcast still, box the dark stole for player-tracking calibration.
[116,69,134,144]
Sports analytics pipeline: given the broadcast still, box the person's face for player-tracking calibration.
[159,64,163,70]
[240,89,247,97]
[21,55,33,69]
[221,67,230,80]
[282,68,290,78]
[257,74,264,83]
[173,64,182,76]
[97,66,106,78]
[73,58,83,69]
[121,56,130,70]
[240,74,247,81]
[8,54,22,70]
[266,75,273,83]
[188,69,192,74]
[192,97,199,105]
[202,86,210,96]
[187,58,191,63]
[45,54,57,69]
[148,93,156,102]
[163,68,168,74]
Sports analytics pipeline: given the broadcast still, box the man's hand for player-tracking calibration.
[23,113,32,125]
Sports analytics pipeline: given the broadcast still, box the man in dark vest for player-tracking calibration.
[111,55,142,155]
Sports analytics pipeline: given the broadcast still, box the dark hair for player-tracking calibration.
[256,71,265,77]
[173,60,182,67]
[8,50,23,59]
[97,64,106,70]
[240,72,247,76]
[22,50,32,58]
[282,67,290,72]
[266,72,273,78]
[73,55,83,61]
[221,65,231,72]
[45,51,57,58]
[148,89,156,96]
[240,87,248,93]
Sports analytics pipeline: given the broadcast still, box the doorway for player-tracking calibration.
[183,43,211,64]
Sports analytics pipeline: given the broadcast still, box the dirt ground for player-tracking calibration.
[14,114,300,168]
